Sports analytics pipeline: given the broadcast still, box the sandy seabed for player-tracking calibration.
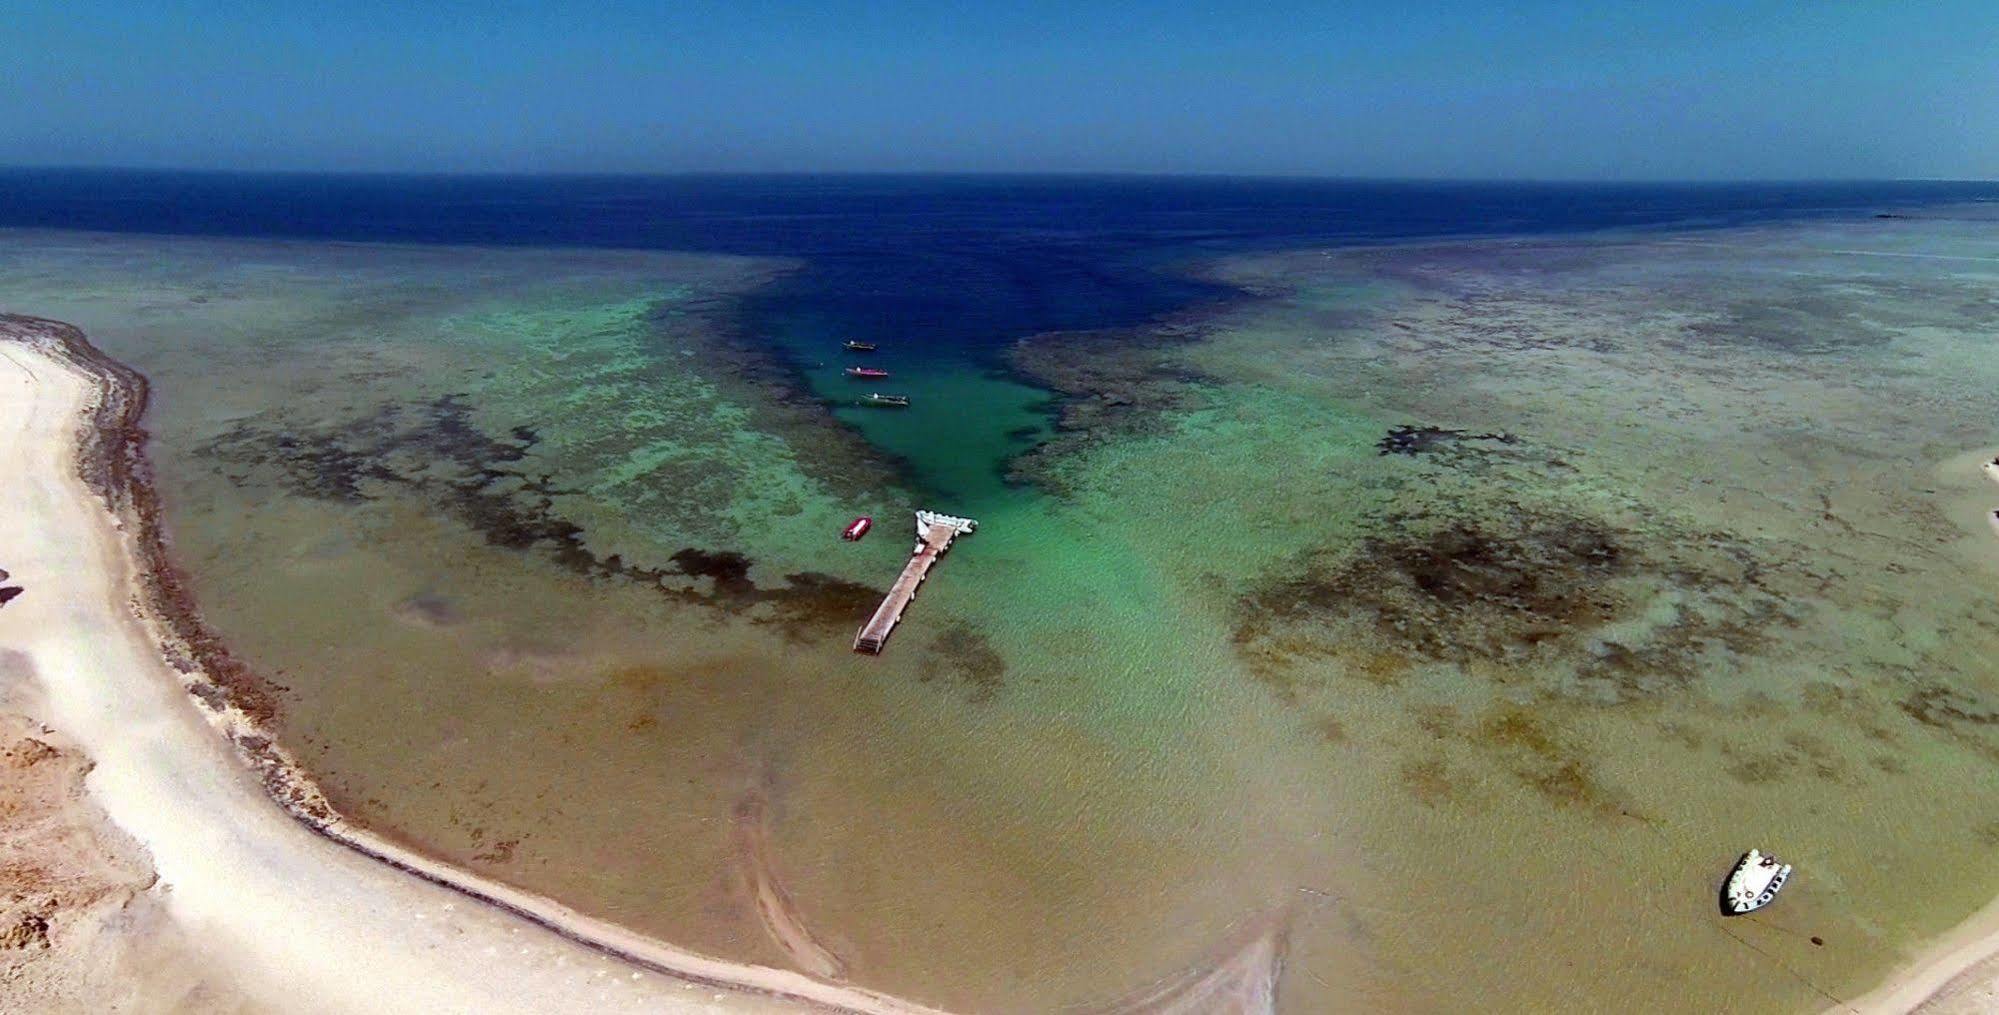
[2,291,1997,1012]
[0,315,944,1014]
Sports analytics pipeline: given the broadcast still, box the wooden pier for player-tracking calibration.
[853,511,977,654]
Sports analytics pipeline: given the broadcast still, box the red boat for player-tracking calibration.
[845,366,890,379]
[842,516,873,541]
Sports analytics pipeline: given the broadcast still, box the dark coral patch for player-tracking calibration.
[391,593,461,628]
[915,624,1007,703]
[1474,707,1623,812]
[1656,720,1705,751]
[1683,293,1892,354]
[1004,319,1224,495]
[1313,716,1349,744]
[202,393,542,504]
[200,395,878,641]
[1714,731,1856,786]
[665,548,757,601]
[1976,821,1999,849]
[1395,703,1624,814]
[1721,748,1795,785]
[1800,680,1902,745]
[1899,684,1999,762]
[1376,424,1518,457]
[1901,684,1999,731]
[1235,511,1632,677]
[742,571,885,642]
[1400,757,1464,807]
[1233,502,1794,706]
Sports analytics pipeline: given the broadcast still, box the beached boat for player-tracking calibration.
[860,393,910,408]
[843,340,877,352]
[842,516,873,541]
[845,366,890,379]
[1720,849,1792,915]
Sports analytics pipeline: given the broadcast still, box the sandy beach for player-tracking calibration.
[0,314,946,1014]
[1829,892,1999,1013]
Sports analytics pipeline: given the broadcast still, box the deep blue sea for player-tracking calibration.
[3,171,1995,363]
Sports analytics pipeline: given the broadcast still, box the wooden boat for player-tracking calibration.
[845,366,891,379]
[844,340,878,352]
[860,393,910,408]
[842,516,873,541]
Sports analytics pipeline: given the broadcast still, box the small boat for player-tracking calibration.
[1721,849,1793,915]
[845,366,891,379]
[861,393,910,408]
[844,340,878,352]
[841,516,873,541]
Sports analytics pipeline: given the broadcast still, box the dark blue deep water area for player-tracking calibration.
[5,171,1996,364]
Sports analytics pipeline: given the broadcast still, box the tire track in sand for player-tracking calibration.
[734,784,850,982]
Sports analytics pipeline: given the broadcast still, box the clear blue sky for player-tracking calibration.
[5,1,1994,179]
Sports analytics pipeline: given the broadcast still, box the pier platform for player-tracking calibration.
[853,510,977,654]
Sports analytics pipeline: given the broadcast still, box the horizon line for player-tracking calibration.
[1,163,1994,188]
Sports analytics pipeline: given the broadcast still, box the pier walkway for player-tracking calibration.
[853,511,977,654]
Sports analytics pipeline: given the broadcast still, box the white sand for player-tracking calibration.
[1831,895,1999,1013]
[0,331,944,1014]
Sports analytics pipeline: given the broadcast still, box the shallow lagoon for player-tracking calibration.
[0,204,1996,1011]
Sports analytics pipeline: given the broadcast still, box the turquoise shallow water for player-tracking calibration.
[0,204,1997,1011]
